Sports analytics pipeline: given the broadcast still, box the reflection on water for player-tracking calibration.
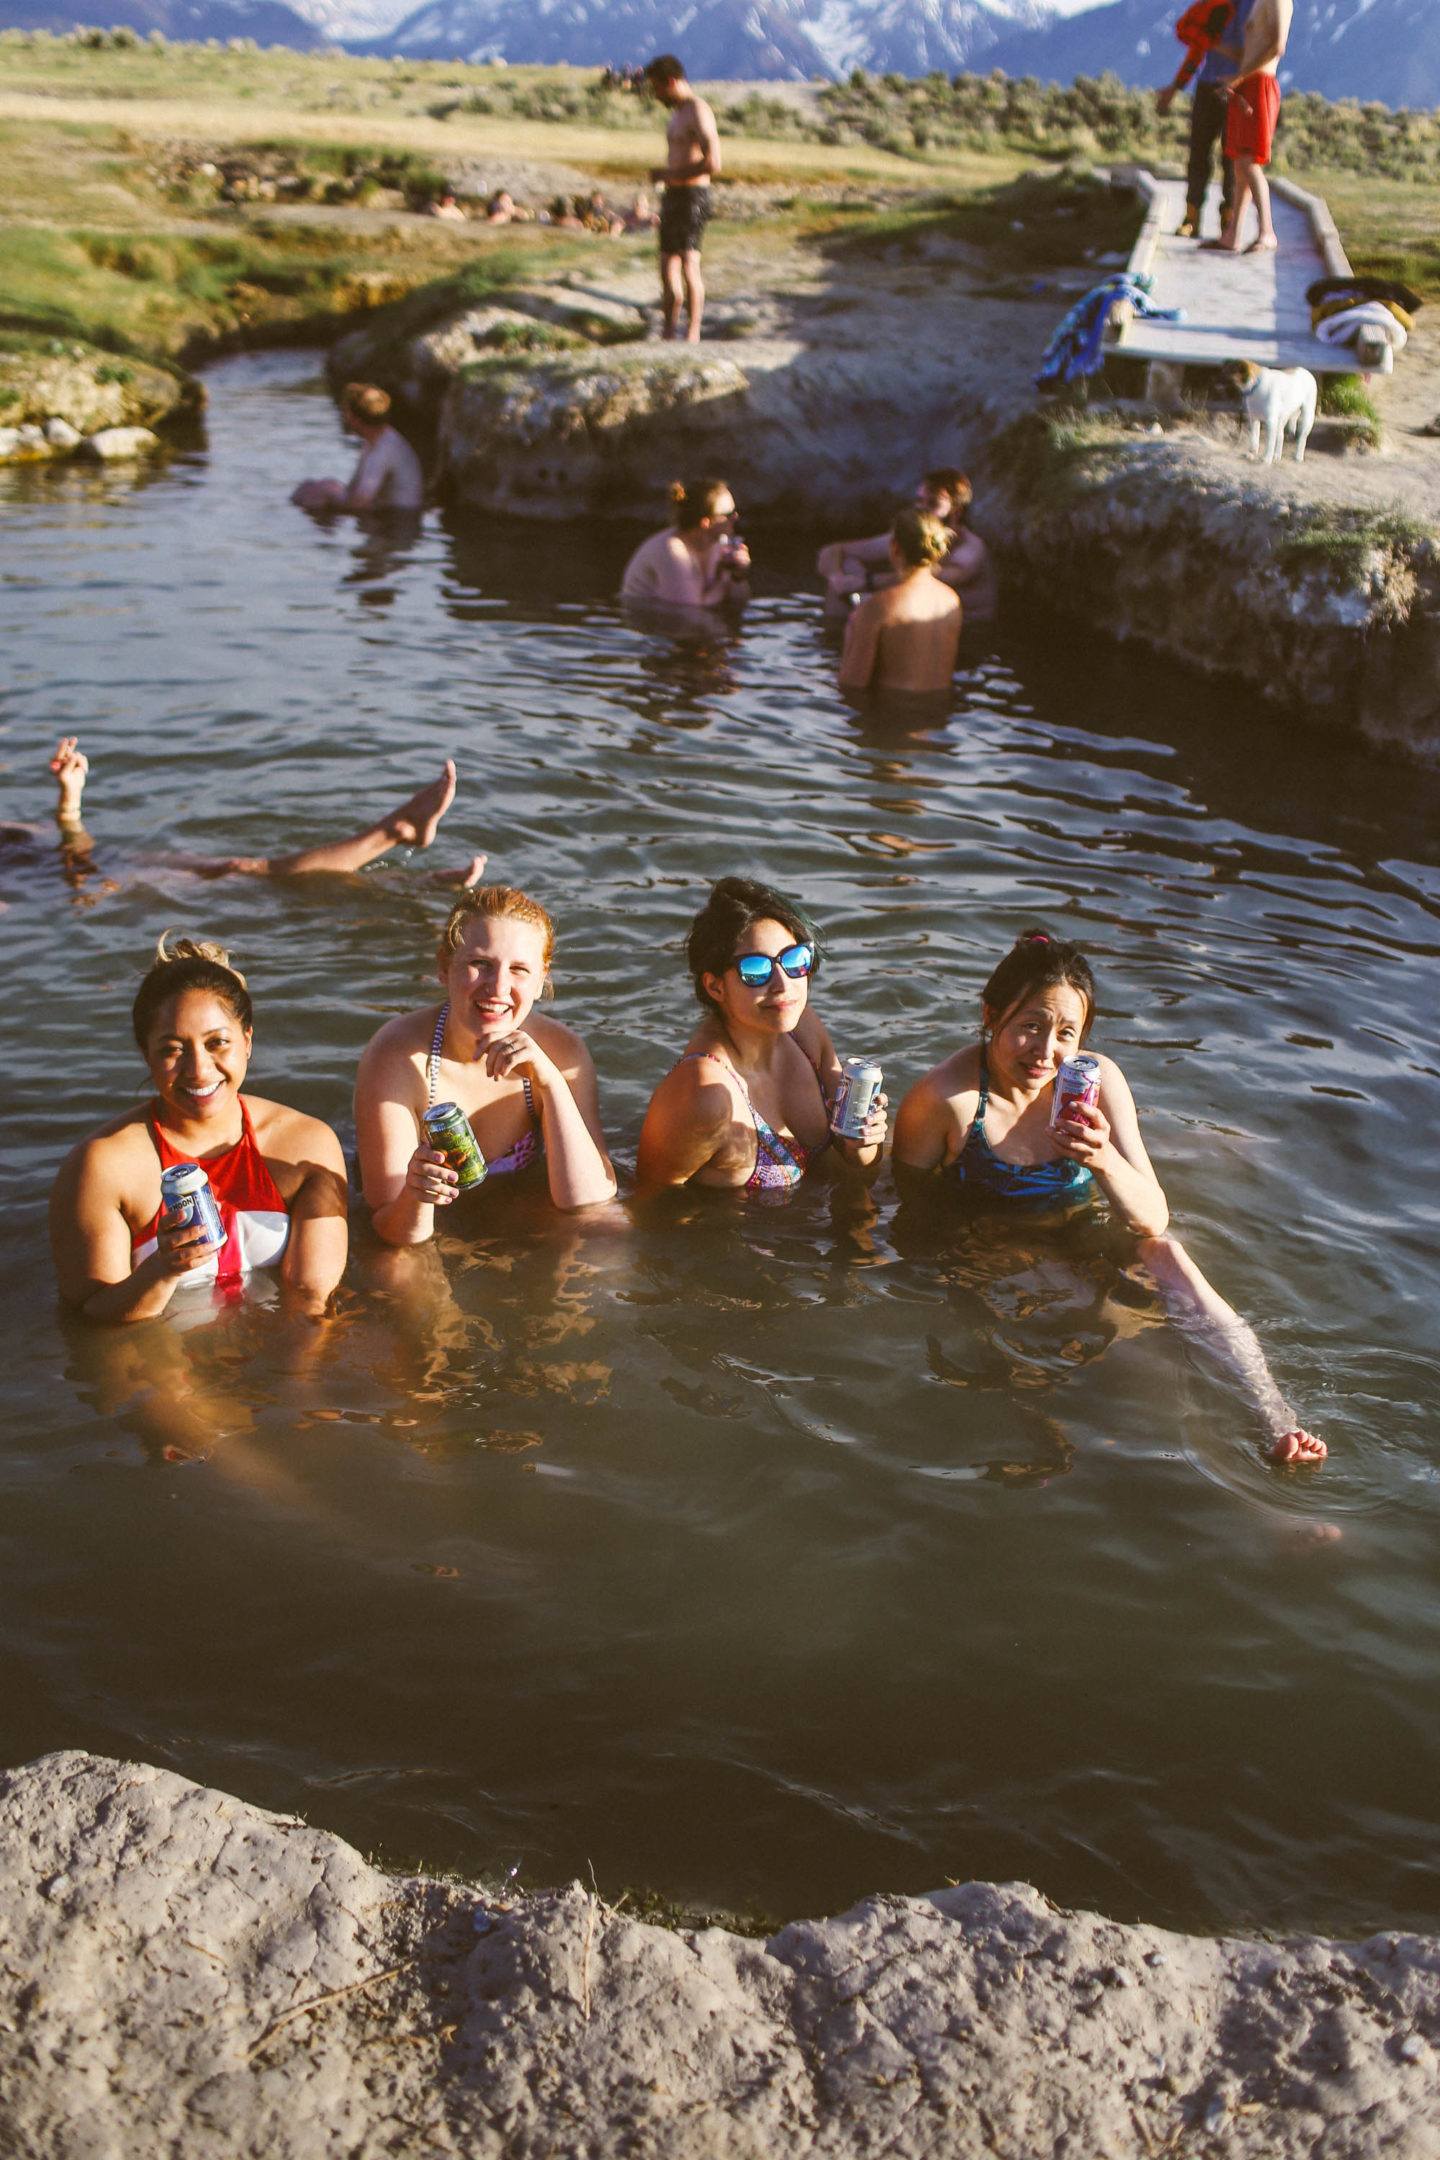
[2,351,1440,1935]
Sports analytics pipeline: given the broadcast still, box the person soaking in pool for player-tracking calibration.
[837,509,962,699]
[49,937,348,1324]
[620,478,751,610]
[637,876,887,1193]
[355,884,616,1243]
[892,928,1325,1466]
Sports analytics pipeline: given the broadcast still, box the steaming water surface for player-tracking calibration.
[2,350,1439,1933]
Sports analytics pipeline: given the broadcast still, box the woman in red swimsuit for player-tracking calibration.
[50,936,348,1323]
[637,876,887,1194]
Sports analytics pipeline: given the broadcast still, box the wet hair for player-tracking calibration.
[342,382,390,425]
[890,507,951,570]
[685,876,821,1010]
[132,933,253,1052]
[982,928,1096,1040]
[922,467,972,514]
[645,53,685,84]
[668,478,732,532]
[438,884,556,973]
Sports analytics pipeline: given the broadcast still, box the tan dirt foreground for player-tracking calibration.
[3,1752,1439,2157]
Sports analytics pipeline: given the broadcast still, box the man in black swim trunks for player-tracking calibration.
[644,53,721,343]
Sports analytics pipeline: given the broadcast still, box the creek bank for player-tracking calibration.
[323,213,1440,753]
[0,342,198,465]
[3,1751,1439,2160]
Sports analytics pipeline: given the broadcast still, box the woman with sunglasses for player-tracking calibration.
[620,478,751,610]
[637,876,886,1193]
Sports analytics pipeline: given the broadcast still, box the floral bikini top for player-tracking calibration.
[677,1051,827,1195]
[947,1049,1095,1208]
[428,1002,543,1177]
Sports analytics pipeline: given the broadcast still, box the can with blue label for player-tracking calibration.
[830,1057,884,1141]
[160,1162,225,1249]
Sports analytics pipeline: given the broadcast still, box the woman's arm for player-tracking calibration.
[636,1061,734,1189]
[791,1009,886,1172]
[355,1026,456,1247]
[838,597,883,692]
[278,1116,349,1316]
[49,1136,217,1324]
[892,1065,965,1179]
[1052,1058,1170,1236]
[493,1025,616,1209]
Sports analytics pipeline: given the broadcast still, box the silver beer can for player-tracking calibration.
[1050,1054,1101,1132]
[160,1161,225,1249]
[831,1056,883,1140]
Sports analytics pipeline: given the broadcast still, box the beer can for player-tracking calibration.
[160,1162,225,1249]
[423,1101,488,1190]
[1050,1054,1101,1132]
[830,1056,884,1141]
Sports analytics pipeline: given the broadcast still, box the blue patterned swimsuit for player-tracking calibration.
[948,1050,1095,1209]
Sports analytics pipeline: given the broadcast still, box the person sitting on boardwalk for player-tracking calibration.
[50,937,348,1324]
[291,384,424,513]
[637,877,887,1194]
[893,927,1325,1465]
[355,885,616,1243]
[620,479,751,610]
[1155,0,1238,239]
[837,510,962,700]
[2,739,485,896]
[817,470,996,623]
[644,53,721,342]
[1214,0,1293,254]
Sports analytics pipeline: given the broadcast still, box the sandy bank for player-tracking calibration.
[3,1751,1439,2158]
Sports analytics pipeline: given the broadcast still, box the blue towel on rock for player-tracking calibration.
[1036,275,1184,391]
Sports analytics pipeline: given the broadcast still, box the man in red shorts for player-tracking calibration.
[1216,0,1293,253]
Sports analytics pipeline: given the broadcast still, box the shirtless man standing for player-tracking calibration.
[1216,0,1293,253]
[644,53,721,343]
[838,511,961,700]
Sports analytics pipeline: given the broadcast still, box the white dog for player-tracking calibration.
[1225,362,1318,465]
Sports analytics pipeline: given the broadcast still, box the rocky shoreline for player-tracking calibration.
[3,1751,1438,2159]
[324,200,1440,756]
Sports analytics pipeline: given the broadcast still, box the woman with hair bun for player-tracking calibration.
[355,884,616,1245]
[637,875,887,1193]
[838,508,961,698]
[620,478,751,608]
[894,927,1325,1466]
[49,937,348,1323]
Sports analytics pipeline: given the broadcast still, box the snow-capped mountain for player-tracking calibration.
[987,0,1440,106]
[361,0,1109,80]
[2,0,325,38]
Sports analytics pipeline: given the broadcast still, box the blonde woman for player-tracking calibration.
[838,508,961,697]
[355,885,616,1245]
[49,937,348,1323]
[620,478,751,609]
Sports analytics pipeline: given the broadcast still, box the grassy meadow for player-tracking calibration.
[1,30,1436,400]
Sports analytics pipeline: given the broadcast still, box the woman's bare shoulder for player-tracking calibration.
[916,1042,982,1103]
[245,1095,344,1164]
[358,1006,436,1068]
[55,1103,154,1181]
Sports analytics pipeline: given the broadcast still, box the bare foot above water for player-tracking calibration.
[1271,1428,1327,1466]
[385,759,457,849]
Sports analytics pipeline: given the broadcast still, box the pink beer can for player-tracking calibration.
[1050,1054,1101,1132]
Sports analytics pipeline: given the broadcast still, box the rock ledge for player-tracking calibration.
[3,1752,1439,2157]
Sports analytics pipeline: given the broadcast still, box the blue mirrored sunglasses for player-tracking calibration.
[732,942,814,989]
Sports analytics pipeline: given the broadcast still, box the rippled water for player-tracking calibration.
[3,350,1439,1935]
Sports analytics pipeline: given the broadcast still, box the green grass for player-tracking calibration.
[1276,506,1437,585]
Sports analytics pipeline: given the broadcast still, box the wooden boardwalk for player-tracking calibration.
[1111,172,1359,379]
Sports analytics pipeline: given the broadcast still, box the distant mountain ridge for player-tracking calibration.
[3,0,325,41]
[357,0,1102,81]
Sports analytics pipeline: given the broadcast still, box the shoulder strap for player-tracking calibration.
[970,1046,991,1133]
[427,1002,448,1108]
